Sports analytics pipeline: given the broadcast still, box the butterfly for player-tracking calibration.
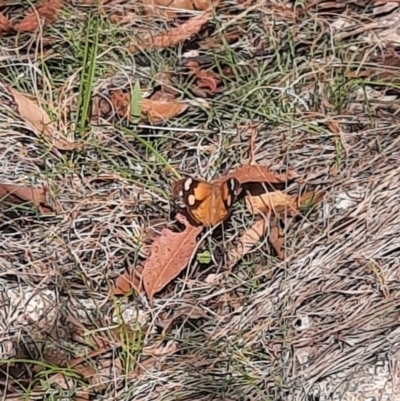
[172,176,240,227]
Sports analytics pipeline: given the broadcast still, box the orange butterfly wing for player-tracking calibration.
[172,177,239,227]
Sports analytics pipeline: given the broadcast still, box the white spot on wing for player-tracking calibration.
[230,178,238,194]
[188,194,196,206]
[184,178,193,192]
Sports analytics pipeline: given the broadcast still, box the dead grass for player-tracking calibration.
[2,0,400,400]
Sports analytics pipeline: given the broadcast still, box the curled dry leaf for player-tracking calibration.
[197,76,219,93]
[129,9,212,52]
[8,86,81,151]
[112,269,142,295]
[0,12,12,33]
[246,190,324,217]
[14,0,64,32]
[110,90,189,123]
[142,214,203,300]
[0,184,53,214]
[187,61,222,95]
[226,164,298,185]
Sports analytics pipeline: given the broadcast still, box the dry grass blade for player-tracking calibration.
[129,9,212,52]
[142,214,202,300]
[14,0,64,31]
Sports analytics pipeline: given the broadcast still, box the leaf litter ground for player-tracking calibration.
[2,0,400,400]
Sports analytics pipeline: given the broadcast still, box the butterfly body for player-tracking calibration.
[172,176,240,227]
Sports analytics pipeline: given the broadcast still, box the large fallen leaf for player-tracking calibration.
[8,86,81,151]
[14,0,64,31]
[129,9,212,52]
[142,214,202,300]
[0,12,12,34]
[110,90,189,123]
[0,184,53,214]
[228,218,285,267]
[246,190,324,217]
[226,164,298,185]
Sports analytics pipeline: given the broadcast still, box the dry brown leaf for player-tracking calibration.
[8,86,81,151]
[143,0,211,11]
[14,0,64,31]
[197,76,219,93]
[142,0,211,18]
[225,164,299,185]
[129,9,212,52]
[187,61,222,95]
[187,61,221,80]
[142,98,189,123]
[0,12,12,33]
[228,219,267,266]
[269,221,285,260]
[109,10,139,24]
[74,391,90,401]
[154,72,181,97]
[328,120,341,135]
[0,184,53,214]
[142,214,203,300]
[112,269,142,295]
[110,90,189,123]
[246,190,324,217]
[193,0,213,9]
[246,191,299,216]
[228,218,285,267]
[150,91,177,102]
